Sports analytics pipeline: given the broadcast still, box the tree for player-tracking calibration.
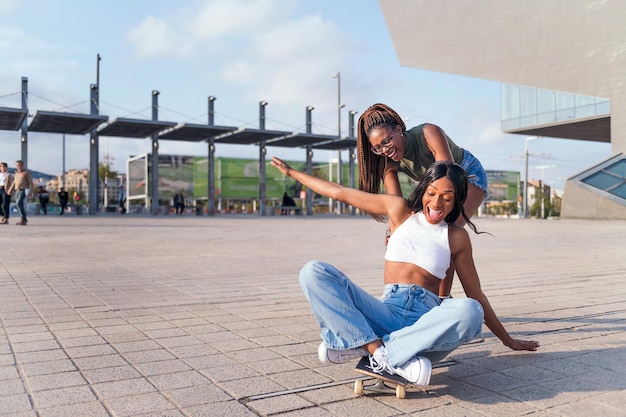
[99,154,119,205]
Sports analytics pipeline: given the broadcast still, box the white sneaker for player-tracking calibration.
[371,346,431,386]
[318,342,367,364]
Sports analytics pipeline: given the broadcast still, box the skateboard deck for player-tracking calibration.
[353,355,410,399]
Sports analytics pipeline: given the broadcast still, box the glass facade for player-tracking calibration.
[501,84,610,131]
[581,158,626,200]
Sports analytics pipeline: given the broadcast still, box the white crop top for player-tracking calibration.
[384,212,450,279]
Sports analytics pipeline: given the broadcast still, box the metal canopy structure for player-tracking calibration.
[0,106,27,131]
[268,132,337,148]
[28,111,108,135]
[214,127,290,145]
[159,122,238,142]
[313,137,357,150]
[98,117,176,138]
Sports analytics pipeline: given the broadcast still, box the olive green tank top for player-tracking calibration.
[388,124,465,181]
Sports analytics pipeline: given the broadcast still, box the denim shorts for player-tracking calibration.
[460,150,489,199]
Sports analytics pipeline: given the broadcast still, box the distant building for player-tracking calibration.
[378,1,626,219]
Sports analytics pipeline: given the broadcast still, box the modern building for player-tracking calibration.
[378,0,626,219]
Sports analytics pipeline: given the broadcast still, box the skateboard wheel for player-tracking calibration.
[354,379,364,395]
[396,385,406,399]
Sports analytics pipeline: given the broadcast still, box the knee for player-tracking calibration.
[299,260,342,291]
[454,298,484,334]
[299,261,326,290]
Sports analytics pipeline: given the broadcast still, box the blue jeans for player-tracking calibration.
[461,150,489,199]
[300,261,484,365]
[0,188,10,218]
[15,190,27,220]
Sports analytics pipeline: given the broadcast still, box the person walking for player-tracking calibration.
[58,188,69,215]
[38,186,50,215]
[0,162,14,224]
[6,160,34,226]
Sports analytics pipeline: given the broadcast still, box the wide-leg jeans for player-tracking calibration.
[299,260,484,366]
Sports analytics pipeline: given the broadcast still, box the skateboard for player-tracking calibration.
[353,355,410,399]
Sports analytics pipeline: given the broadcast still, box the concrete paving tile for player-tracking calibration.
[323,396,405,417]
[14,349,68,364]
[93,377,157,399]
[57,335,108,348]
[548,398,626,417]
[149,370,212,390]
[166,344,219,359]
[267,369,333,390]
[106,392,176,417]
[73,354,128,370]
[229,347,282,363]
[102,331,150,344]
[250,357,305,375]
[157,335,204,349]
[0,354,15,366]
[185,400,258,417]
[123,348,177,364]
[134,359,193,376]
[0,392,34,414]
[455,393,542,416]
[11,339,61,354]
[165,383,232,407]
[113,339,162,353]
[20,359,77,377]
[219,375,287,398]
[37,401,110,417]
[31,385,97,409]
[0,378,25,395]
[245,393,313,415]
[200,363,261,383]
[65,344,117,358]
[27,371,87,391]
[82,364,143,384]
[0,365,20,380]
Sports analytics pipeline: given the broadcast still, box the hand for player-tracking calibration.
[271,157,293,176]
[507,338,540,351]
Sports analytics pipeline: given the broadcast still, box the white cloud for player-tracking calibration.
[126,16,194,60]
[477,121,508,145]
[190,0,294,39]
[0,0,19,15]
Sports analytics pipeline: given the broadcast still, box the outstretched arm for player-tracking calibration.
[451,226,540,351]
[271,157,404,217]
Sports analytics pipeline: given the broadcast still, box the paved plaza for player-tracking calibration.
[1,213,625,416]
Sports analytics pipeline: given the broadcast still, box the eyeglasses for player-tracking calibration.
[370,136,394,155]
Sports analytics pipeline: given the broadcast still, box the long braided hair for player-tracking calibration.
[357,103,406,221]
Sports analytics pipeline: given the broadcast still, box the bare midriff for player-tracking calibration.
[383,261,442,294]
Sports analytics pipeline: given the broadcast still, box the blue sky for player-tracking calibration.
[0,0,612,192]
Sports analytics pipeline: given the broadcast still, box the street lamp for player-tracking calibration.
[523,136,539,218]
[332,72,345,213]
[531,164,556,218]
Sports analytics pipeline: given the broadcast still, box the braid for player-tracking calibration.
[356,103,406,222]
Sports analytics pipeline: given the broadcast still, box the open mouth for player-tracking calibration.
[426,207,445,223]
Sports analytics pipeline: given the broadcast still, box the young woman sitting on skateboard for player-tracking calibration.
[270,157,539,387]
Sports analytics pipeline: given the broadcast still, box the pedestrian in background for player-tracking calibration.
[58,188,69,215]
[6,160,34,226]
[0,162,14,224]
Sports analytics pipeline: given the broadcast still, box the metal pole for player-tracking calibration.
[208,96,216,216]
[523,141,529,218]
[20,77,28,166]
[259,101,268,216]
[151,90,160,215]
[348,110,357,216]
[62,133,66,188]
